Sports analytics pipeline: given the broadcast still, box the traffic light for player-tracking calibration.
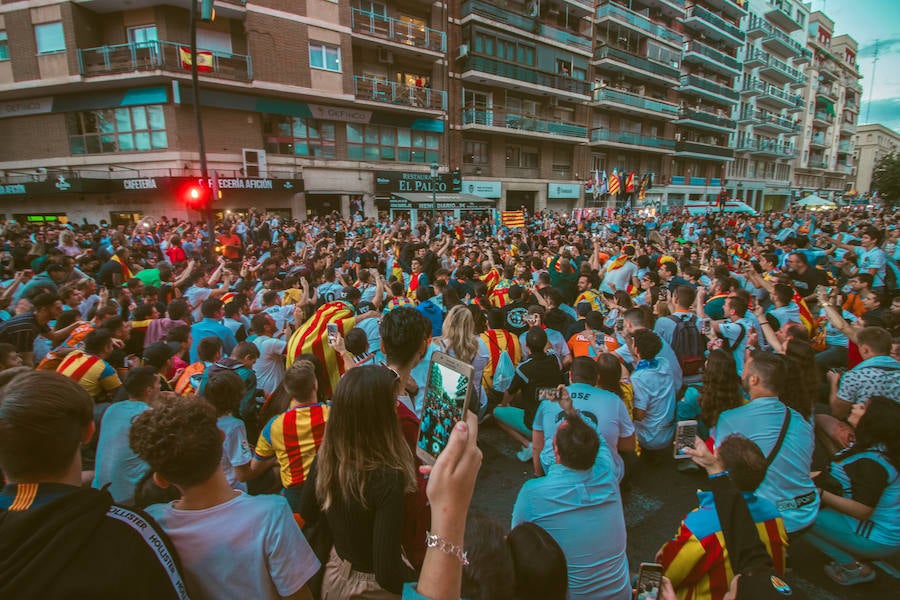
[200,0,215,22]
[181,183,212,211]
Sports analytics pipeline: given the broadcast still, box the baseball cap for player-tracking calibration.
[143,341,176,369]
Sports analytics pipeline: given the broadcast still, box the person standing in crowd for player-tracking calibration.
[629,329,677,460]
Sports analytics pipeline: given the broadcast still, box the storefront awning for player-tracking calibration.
[387,192,495,210]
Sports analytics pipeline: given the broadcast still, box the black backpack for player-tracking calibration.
[668,313,704,376]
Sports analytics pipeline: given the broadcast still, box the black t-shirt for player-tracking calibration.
[507,352,565,430]
[0,312,46,353]
[789,267,826,296]
[502,300,530,336]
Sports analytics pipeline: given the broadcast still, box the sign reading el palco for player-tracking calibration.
[375,170,462,194]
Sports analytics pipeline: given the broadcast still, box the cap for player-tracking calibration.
[143,341,176,369]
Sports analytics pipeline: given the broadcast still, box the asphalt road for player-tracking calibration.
[470,423,895,599]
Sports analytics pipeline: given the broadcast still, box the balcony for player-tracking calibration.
[462,107,587,141]
[683,4,745,47]
[759,53,804,85]
[815,84,838,103]
[837,140,852,153]
[682,40,741,76]
[78,40,252,81]
[748,109,796,133]
[678,74,739,104]
[589,129,676,152]
[761,27,804,58]
[796,47,813,64]
[595,2,682,47]
[353,76,446,110]
[703,0,748,19]
[813,111,834,127]
[845,100,859,113]
[746,13,771,39]
[350,9,445,54]
[592,87,679,119]
[461,1,589,51]
[840,120,857,135]
[751,139,794,157]
[674,107,736,133]
[592,45,680,86]
[764,1,803,32]
[809,132,827,148]
[741,77,766,96]
[460,55,591,99]
[646,0,687,17]
[757,84,803,111]
[674,140,736,160]
[744,47,767,69]
[808,159,828,169]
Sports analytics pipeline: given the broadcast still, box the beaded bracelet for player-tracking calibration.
[425,531,469,566]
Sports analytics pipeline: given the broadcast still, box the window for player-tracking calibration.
[67,105,167,155]
[472,31,534,66]
[346,124,439,163]
[463,140,489,165]
[263,115,336,158]
[197,29,232,55]
[505,144,539,168]
[35,22,65,54]
[0,32,8,61]
[127,25,158,45]
[309,43,341,72]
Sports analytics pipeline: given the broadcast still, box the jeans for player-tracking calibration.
[804,507,897,564]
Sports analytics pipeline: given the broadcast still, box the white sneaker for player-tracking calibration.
[516,443,533,462]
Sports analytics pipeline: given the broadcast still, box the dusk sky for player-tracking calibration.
[816,0,900,132]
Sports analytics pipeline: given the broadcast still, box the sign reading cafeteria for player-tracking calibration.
[376,170,461,194]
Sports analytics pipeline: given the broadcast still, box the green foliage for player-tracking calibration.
[871,152,900,207]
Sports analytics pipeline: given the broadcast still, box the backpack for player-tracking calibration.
[668,313,704,376]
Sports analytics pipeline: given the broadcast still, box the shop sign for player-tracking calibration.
[548,183,581,198]
[307,104,373,124]
[0,97,53,119]
[461,180,501,198]
[376,170,461,194]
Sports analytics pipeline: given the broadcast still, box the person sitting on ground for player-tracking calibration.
[131,395,319,599]
[629,328,678,460]
[174,335,221,396]
[0,371,188,599]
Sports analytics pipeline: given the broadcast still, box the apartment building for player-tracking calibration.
[792,10,861,200]
[725,0,808,211]
[852,123,900,196]
[0,0,454,224]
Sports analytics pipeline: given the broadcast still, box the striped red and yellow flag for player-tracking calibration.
[481,268,501,292]
[501,210,525,229]
[111,253,134,281]
[285,301,356,398]
[480,328,522,392]
[625,171,635,193]
[792,291,817,337]
[608,172,621,195]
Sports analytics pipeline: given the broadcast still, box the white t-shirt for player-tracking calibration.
[146,493,319,600]
[601,260,637,294]
[218,415,252,493]
[252,335,287,395]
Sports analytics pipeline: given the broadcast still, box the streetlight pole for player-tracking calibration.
[430,161,439,220]
[190,0,216,258]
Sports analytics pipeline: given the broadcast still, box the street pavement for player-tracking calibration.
[470,423,895,599]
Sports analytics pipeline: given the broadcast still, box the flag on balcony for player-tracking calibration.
[625,171,635,193]
[599,170,608,195]
[608,169,620,195]
[501,210,525,229]
[638,177,647,201]
[179,47,214,72]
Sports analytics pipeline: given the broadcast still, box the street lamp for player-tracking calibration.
[430,161,439,220]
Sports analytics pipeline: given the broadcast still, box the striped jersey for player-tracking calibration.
[489,279,515,308]
[56,349,121,400]
[285,301,356,398]
[383,296,415,314]
[479,329,522,391]
[255,403,330,489]
[660,489,787,600]
[574,289,603,312]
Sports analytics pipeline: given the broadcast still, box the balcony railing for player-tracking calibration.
[590,129,676,149]
[461,107,588,139]
[462,1,590,50]
[815,85,838,101]
[351,8,445,52]
[742,77,766,95]
[746,13,771,37]
[677,107,737,129]
[813,110,834,123]
[595,3,682,45]
[761,53,803,82]
[742,109,796,131]
[837,140,852,153]
[675,140,736,158]
[353,76,446,110]
[593,87,679,116]
[808,159,828,169]
[764,1,803,32]
[739,139,795,156]
[78,40,252,80]
[593,46,681,80]
[761,84,803,108]
[685,4,745,43]
[461,55,590,96]
[679,74,739,101]
[683,40,740,71]
[762,26,804,55]
[810,132,827,146]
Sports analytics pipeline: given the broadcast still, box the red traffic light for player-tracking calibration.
[180,183,212,210]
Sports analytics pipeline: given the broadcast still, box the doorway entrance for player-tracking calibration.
[506,190,535,215]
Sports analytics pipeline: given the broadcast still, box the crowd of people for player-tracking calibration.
[0,203,898,599]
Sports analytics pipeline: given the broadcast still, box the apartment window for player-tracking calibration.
[346,124,439,163]
[66,105,167,154]
[463,140,489,165]
[505,144,539,168]
[127,25,158,45]
[35,22,65,54]
[473,32,534,66]
[0,32,8,61]
[309,43,341,72]
[263,115,336,158]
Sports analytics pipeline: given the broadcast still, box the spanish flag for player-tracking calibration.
[608,171,620,195]
[501,210,525,229]
[179,46,214,72]
[111,253,134,282]
[285,301,357,399]
[625,171,635,193]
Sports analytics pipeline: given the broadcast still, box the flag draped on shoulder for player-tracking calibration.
[285,301,356,398]
[111,253,134,281]
[501,210,525,229]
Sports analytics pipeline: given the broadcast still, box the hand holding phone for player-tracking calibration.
[326,323,339,345]
[674,420,698,459]
[417,352,475,465]
[636,563,664,600]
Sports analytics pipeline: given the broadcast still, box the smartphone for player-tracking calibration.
[700,317,711,335]
[536,387,560,402]
[326,323,339,344]
[417,352,475,464]
[615,317,624,331]
[674,420,698,459]
[636,563,664,600]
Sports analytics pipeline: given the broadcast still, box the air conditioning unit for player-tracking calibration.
[378,48,394,64]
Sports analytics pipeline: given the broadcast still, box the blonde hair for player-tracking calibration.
[441,305,478,363]
[316,366,416,510]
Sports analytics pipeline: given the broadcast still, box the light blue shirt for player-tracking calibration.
[715,396,819,533]
[630,359,677,450]
[719,316,754,375]
[854,246,887,287]
[615,336,683,391]
[190,317,238,363]
[512,460,630,600]
[92,400,151,504]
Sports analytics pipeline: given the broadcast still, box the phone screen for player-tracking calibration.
[418,358,471,462]
[674,420,698,459]
[636,563,663,600]
[326,323,338,343]
[536,387,559,402]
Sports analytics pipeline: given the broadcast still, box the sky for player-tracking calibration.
[814,0,900,132]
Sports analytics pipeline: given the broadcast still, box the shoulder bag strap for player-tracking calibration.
[765,407,792,471]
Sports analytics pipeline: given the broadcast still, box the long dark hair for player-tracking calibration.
[843,396,900,470]
[595,353,625,399]
[781,338,817,420]
[699,349,743,427]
